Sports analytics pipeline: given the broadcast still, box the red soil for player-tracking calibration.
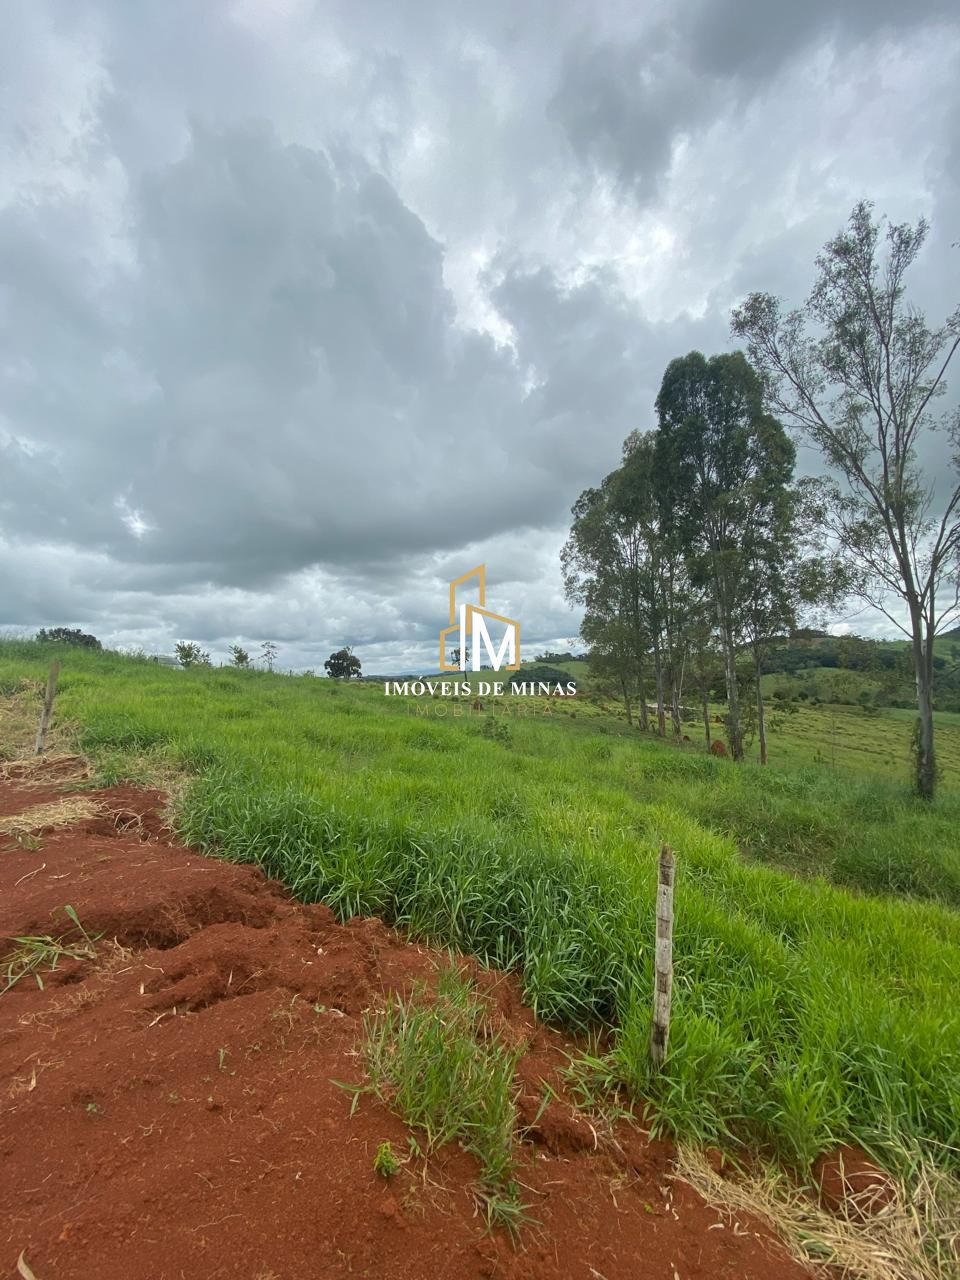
[0,765,812,1280]
[813,1145,898,1220]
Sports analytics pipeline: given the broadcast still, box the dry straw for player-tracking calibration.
[673,1144,960,1280]
[0,797,102,836]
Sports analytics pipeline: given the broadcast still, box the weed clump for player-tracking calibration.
[359,965,527,1232]
[373,1141,400,1178]
[1,905,99,994]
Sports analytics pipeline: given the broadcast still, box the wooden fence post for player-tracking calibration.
[650,843,675,1070]
[34,661,61,755]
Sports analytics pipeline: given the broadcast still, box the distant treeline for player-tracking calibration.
[761,635,960,713]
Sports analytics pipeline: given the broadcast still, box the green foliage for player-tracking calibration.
[175,641,210,668]
[228,645,250,668]
[360,966,526,1229]
[479,716,511,745]
[373,1141,400,1178]
[36,627,101,650]
[324,646,362,679]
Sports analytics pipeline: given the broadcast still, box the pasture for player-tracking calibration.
[2,638,959,1187]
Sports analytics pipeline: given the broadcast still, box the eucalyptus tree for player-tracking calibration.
[733,202,960,797]
[580,605,639,725]
[739,486,847,764]
[563,435,674,731]
[654,351,796,760]
[613,433,671,734]
[563,460,651,728]
[685,603,724,747]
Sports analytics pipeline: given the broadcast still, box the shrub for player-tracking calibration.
[36,627,101,650]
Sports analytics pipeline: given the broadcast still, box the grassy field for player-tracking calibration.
[505,651,960,785]
[2,638,959,1184]
[552,681,960,789]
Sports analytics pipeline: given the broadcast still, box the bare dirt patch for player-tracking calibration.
[0,779,813,1280]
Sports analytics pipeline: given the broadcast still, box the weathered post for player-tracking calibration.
[650,843,675,1070]
[34,660,61,755]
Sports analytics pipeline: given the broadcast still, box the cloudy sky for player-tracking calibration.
[2,0,959,671]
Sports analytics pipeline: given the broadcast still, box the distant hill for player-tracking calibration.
[761,631,960,712]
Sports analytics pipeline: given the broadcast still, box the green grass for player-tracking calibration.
[739,699,960,782]
[2,638,959,1181]
[358,965,527,1230]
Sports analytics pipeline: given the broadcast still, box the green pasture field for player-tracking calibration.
[555,681,960,789]
[2,638,959,1182]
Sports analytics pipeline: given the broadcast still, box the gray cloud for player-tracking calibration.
[1,0,958,668]
[686,0,957,80]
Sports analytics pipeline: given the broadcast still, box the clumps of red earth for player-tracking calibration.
[710,739,729,757]
[812,1146,898,1220]
[0,761,819,1280]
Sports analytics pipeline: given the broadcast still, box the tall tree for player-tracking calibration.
[686,608,723,747]
[733,202,960,797]
[324,646,362,679]
[563,464,650,728]
[581,607,638,725]
[658,534,697,741]
[738,489,847,765]
[654,352,796,760]
[614,434,670,735]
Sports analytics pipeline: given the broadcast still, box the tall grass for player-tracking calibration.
[2,639,959,1176]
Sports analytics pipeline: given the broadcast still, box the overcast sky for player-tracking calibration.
[2,0,959,672]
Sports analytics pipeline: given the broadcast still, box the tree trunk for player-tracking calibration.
[621,675,633,727]
[670,670,682,741]
[654,646,666,737]
[701,690,711,746]
[638,672,649,732]
[913,616,936,799]
[720,619,743,761]
[755,660,767,766]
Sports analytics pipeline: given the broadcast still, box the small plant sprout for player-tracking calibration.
[1,905,99,995]
[217,1047,228,1072]
[373,1141,401,1179]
